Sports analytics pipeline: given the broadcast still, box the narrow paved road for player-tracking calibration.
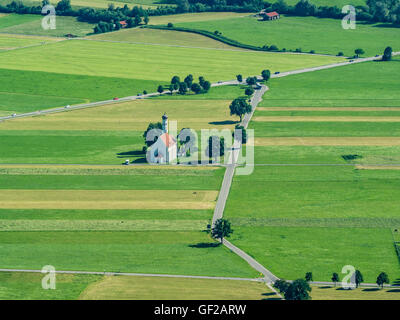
[3,52,398,122]
[0,268,263,282]
[2,51,399,294]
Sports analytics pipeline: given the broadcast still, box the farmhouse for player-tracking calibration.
[119,20,128,28]
[260,11,280,21]
[148,113,177,164]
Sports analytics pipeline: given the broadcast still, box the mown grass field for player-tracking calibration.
[0,272,101,300]
[148,12,250,25]
[0,39,344,82]
[0,68,161,115]
[90,27,245,50]
[226,58,400,283]
[175,15,399,56]
[0,98,237,131]
[0,14,94,37]
[0,85,241,163]
[0,34,60,50]
[0,80,259,283]
[0,165,256,277]
[0,28,342,114]
[79,276,275,300]
[311,285,400,300]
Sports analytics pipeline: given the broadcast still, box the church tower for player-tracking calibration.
[162,113,168,133]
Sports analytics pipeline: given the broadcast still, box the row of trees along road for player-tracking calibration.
[274,270,391,300]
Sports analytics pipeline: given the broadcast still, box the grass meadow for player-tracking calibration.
[0,85,241,163]
[175,15,400,56]
[0,14,94,37]
[0,39,344,82]
[79,276,275,300]
[0,165,257,277]
[89,27,244,50]
[0,81,259,281]
[0,29,342,114]
[0,272,101,300]
[226,58,400,283]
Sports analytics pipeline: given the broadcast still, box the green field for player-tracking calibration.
[311,285,400,300]
[0,84,242,163]
[0,39,343,81]
[90,27,246,50]
[0,272,101,300]
[148,12,250,25]
[0,165,256,277]
[0,31,343,114]
[0,14,94,37]
[0,272,275,300]
[80,276,275,300]
[175,15,399,56]
[0,81,258,280]
[226,58,400,283]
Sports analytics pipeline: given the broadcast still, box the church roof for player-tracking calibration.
[159,133,176,147]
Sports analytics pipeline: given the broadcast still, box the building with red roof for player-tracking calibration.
[259,10,280,20]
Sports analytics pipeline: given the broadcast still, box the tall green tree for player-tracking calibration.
[171,75,180,85]
[236,74,243,82]
[157,85,164,94]
[273,279,290,294]
[202,81,211,92]
[178,82,188,95]
[382,46,393,61]
[246,76,257,85]
[376,272,389,289]
[191,83,202,94]
[284,279,312,300]
[211,218,233,244]
[261,69,271,81]
[143,122,162,147]
[245,87,254,99]
[184,74,193,88]
[331,273,339,287]
[229,98,252,122]
[305,272,313,282]
[355,270,364,288]
[354,48,365,57]
[134,14,141,26]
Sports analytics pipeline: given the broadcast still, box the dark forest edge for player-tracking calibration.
[1,0,399,28]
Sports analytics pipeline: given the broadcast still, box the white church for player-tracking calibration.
[148,113,177,164]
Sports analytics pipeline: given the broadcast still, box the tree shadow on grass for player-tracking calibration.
[262,292,277,296]
[208,120,239,125]
[387,289,400,292]
[336,287,353,291]
[188,242,221,248]
[372,23,400,28]
[319,286,333,289]
[362,288,380,292]
[130,158,147,164]
[116,150,144,158]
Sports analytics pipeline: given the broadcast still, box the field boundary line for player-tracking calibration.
[2,52,397,122]
[0,268,264,282]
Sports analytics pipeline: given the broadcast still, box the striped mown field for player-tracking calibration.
[226,58,400,283]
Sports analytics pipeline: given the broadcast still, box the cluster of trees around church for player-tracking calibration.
[268,0,400,24]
